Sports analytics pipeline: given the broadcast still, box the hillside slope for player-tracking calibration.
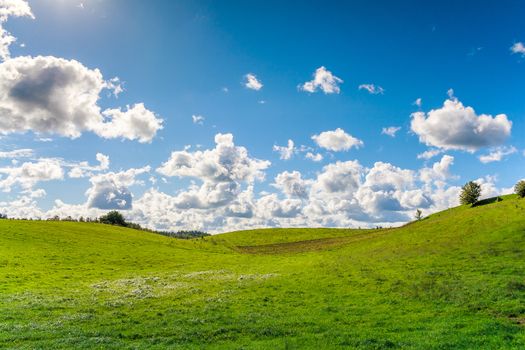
[1,195,524,349]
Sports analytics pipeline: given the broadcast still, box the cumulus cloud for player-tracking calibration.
[3,152,508,233]
[410,93,512,152]
[511,42,525,57]
[0,193,44,219]
[192,114,204,125]
[314,160,363,194]
[363,162,415,192]
[86,166,150,210]
[244,73,263,90]
[300,66,343,94]
[157,133,270,210]
[96,104,163,143]
[312,128,363,152]
[359,84,384,95]
[158,133,269,183]
[272,171,311,199]
[0,158,63,192]
[381,126,401,137]
[0,0,34,61]
[419,155,455,185]
[256,194,303,218]
[273,139,295,160]
[478,146,517,164]
[2,134,513,233]
[0,56,163,142]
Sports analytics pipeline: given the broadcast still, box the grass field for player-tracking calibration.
[1,195,525,349]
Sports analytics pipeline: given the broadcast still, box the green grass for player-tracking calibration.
[1,195,525,349]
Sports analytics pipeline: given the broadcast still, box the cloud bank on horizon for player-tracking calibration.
[0,0,522,232]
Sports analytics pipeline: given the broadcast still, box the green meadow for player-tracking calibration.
[1,195,524,349]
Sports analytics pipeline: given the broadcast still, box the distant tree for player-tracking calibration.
[0,213,7,219]
[515,180,525,198]
[415,209,423,221]
[459,181,482,205]
[99,211,127,227]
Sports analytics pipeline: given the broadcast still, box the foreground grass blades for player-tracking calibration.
[1,195,525,349]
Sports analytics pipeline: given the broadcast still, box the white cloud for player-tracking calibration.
[419,155,455,185]
[0,148,33,158]
[96,104,163,143]
[300,66,343,94]
[1,131,515,232]
[305,152,323,162]
[244,73,263,91]
[192,115,204,125]
[359,84,384,95]
[158,133,269,183]
[0,0,34,61]
[414,98,422,107]
[312,128,363,152]
[511,42,525,57]
[314,160,363,194]
[478,146,517,163]
[363,162,415,192]
[0,193,44,219]
[86,166,150,210]
[157,133,270,210]
[0,56,163,142]
[272,171,311,199]
[0,0,33,20]
[0,158,63,192]
[68,153,110,178]
[256,194,303,218]
[104,77,124,97]
[273,139,295,160]
[410,93,512,152]
[381,126,401,137]
[417,149,443,160]
[3,152,510,233]
[475,176,501,200]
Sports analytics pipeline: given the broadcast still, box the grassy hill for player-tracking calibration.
[1,195,524,349]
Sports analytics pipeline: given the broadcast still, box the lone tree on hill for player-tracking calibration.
[515,180,525,198]
[415,209,423,221]
[99,211,127,227]
[459,181,482,205]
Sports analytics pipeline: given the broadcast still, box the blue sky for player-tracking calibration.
[0,0,523,232]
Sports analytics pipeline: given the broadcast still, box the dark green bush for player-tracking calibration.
[99,211,127,226]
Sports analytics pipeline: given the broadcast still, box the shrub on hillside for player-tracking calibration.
[99,211,127,227]
[515,180,525,198]
[459,181,481,205]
